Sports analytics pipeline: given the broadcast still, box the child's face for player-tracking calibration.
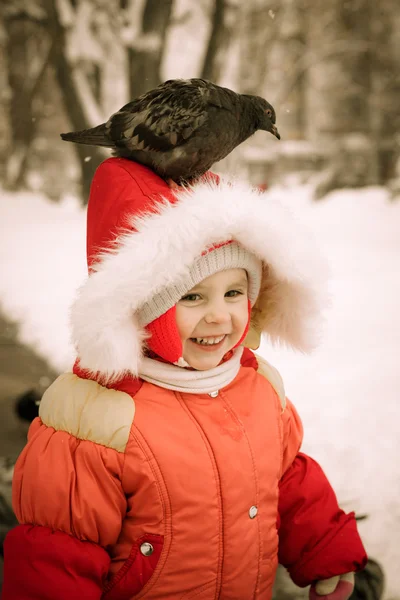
[175,268,249,370]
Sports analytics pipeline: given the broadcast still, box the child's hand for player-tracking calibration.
[309,572,354,600]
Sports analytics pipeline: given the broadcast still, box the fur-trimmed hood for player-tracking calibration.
[70,158,328,381]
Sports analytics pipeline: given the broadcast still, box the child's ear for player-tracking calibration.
[244,325,261,350]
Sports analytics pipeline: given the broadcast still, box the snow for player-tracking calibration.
[0,183,399,598]
[0,189,87,372]
[163,1,212,79]
[260,184,400,599]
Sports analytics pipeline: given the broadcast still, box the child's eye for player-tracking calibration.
[180,293,201,302]
[225,290,244,298]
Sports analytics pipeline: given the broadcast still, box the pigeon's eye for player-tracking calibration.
[265,108,272,118]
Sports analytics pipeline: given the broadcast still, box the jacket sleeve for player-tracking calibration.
[2,416,127,600]
[2,525,110,600]
[278,402,367,586]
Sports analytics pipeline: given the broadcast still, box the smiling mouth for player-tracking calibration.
[190,335,227,347]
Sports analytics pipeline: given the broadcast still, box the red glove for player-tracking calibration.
[309,572,354,600]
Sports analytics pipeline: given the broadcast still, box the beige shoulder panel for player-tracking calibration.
[39,373,135,453]
[254,354,286,410]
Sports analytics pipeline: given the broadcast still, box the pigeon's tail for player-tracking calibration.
[60,123,113,147]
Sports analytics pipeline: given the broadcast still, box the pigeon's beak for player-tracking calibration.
[271,124,280,140]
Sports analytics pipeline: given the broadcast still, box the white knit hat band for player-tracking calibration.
[137,242,262,327]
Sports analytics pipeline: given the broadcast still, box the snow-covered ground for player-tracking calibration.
[0,182,399,598]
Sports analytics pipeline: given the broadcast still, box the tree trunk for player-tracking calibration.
[306,0,371,140]
[273,0,307,140]
[200,0,230,84]
[0,9,11,182]
[368,0,400,183]
[238,0,281,96]
[44,0,107,204]
[128,0,174,98]
[3,7,50,190]
[306,0,378,192]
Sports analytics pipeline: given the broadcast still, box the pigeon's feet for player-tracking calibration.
[166,179,182,190]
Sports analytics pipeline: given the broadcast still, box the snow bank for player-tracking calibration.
[0,189,86,371]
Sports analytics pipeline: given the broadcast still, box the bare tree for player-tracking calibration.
[368,0,400,184]
[306,0,378,197]
[237,0,281,96]
[272,0,306,140]
[305,0,371,140]
[2,0,52,190]
[0,10,10,179]
[43,0,112,203]
[125,0,174,98]
[200,0,236,83]
[3,0,175,202]
[3,0,398,201]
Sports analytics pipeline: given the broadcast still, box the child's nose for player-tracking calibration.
[204,303,231,324]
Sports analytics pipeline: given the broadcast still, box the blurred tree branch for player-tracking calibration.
[238,0,282,96]
[201,0,228,82]
[1,0,399,201]
[3,1,51,189]
[124,0,174,98]
[43,0,107,202]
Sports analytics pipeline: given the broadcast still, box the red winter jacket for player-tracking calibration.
[2,349,366,600]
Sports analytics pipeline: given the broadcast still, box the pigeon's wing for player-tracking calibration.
[106,79,231,152]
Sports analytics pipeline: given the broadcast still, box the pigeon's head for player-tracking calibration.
[247,95,280,140]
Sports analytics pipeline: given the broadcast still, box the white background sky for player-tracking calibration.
[0,182,399,598]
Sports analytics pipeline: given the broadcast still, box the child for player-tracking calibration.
[2,158,367,600]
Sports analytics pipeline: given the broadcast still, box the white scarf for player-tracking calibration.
[139,347,244,394]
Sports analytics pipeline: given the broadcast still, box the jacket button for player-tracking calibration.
[249,506,258,519]
[140,542,154,556]
[209,390,219,397]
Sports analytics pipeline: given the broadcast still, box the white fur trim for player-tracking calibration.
[70,179,329,380]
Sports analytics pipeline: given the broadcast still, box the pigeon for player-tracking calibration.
[60,78,280,184]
